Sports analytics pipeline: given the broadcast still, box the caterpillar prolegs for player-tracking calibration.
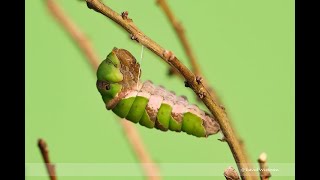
[96,47,220,137]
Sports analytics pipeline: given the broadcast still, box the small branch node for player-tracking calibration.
[86,1,98,12]
[239,139,244,146]
[198,89,206,99]
[184,80,190,88]
[219,104,227,114]
[177,21,184,32]
[196,76,203,84]
[224,166,240,180]
[86,1,93,9]
[219,104,226,110]
[167,67,175,76]
[121,11,129,19]
[163,50,175,61]
[130,34,139,42]
[218,136,227,142]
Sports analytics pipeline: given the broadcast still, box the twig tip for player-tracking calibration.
[259,152,267,162]
[38,138,47,149]
[258,152,271,180]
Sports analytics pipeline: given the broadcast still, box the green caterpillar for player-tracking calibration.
[96,47,220,137]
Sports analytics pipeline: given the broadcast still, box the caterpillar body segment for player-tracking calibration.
[96,47,220,137]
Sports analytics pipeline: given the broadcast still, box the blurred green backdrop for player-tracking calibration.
[26,0,294,179]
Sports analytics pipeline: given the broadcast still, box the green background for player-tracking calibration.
[26,0,294,179]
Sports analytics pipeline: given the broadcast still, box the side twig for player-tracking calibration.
[156,0,221,104]
[155,2,258,179]
[38,138,57,180]
[258,153,271,180]
[224,166,240,180]
[45,1,160,179]
[84,0,251,179]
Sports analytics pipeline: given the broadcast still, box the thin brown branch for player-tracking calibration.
[155,2,257,179]
[38,138,57,180]
[84,0,251,179]
[156,0,221,104]
[224,166,240,180]
[45,1,161,179]
[156,0,199,74]
[258,153,271,180]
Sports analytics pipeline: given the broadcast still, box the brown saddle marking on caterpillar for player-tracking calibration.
[106,48,141,109]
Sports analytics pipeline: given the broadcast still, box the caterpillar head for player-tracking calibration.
[96,47,140,105]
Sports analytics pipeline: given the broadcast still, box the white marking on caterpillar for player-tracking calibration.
[171,95,188,122]
[186,104,203,117]
[147,86,165,121]
[124,83,143,98]
[137,81,153,99]
[162,90,176,107]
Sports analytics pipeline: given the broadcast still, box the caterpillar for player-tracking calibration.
[96,47,220,137]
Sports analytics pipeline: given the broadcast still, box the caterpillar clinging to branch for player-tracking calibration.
[96,47,220,137]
